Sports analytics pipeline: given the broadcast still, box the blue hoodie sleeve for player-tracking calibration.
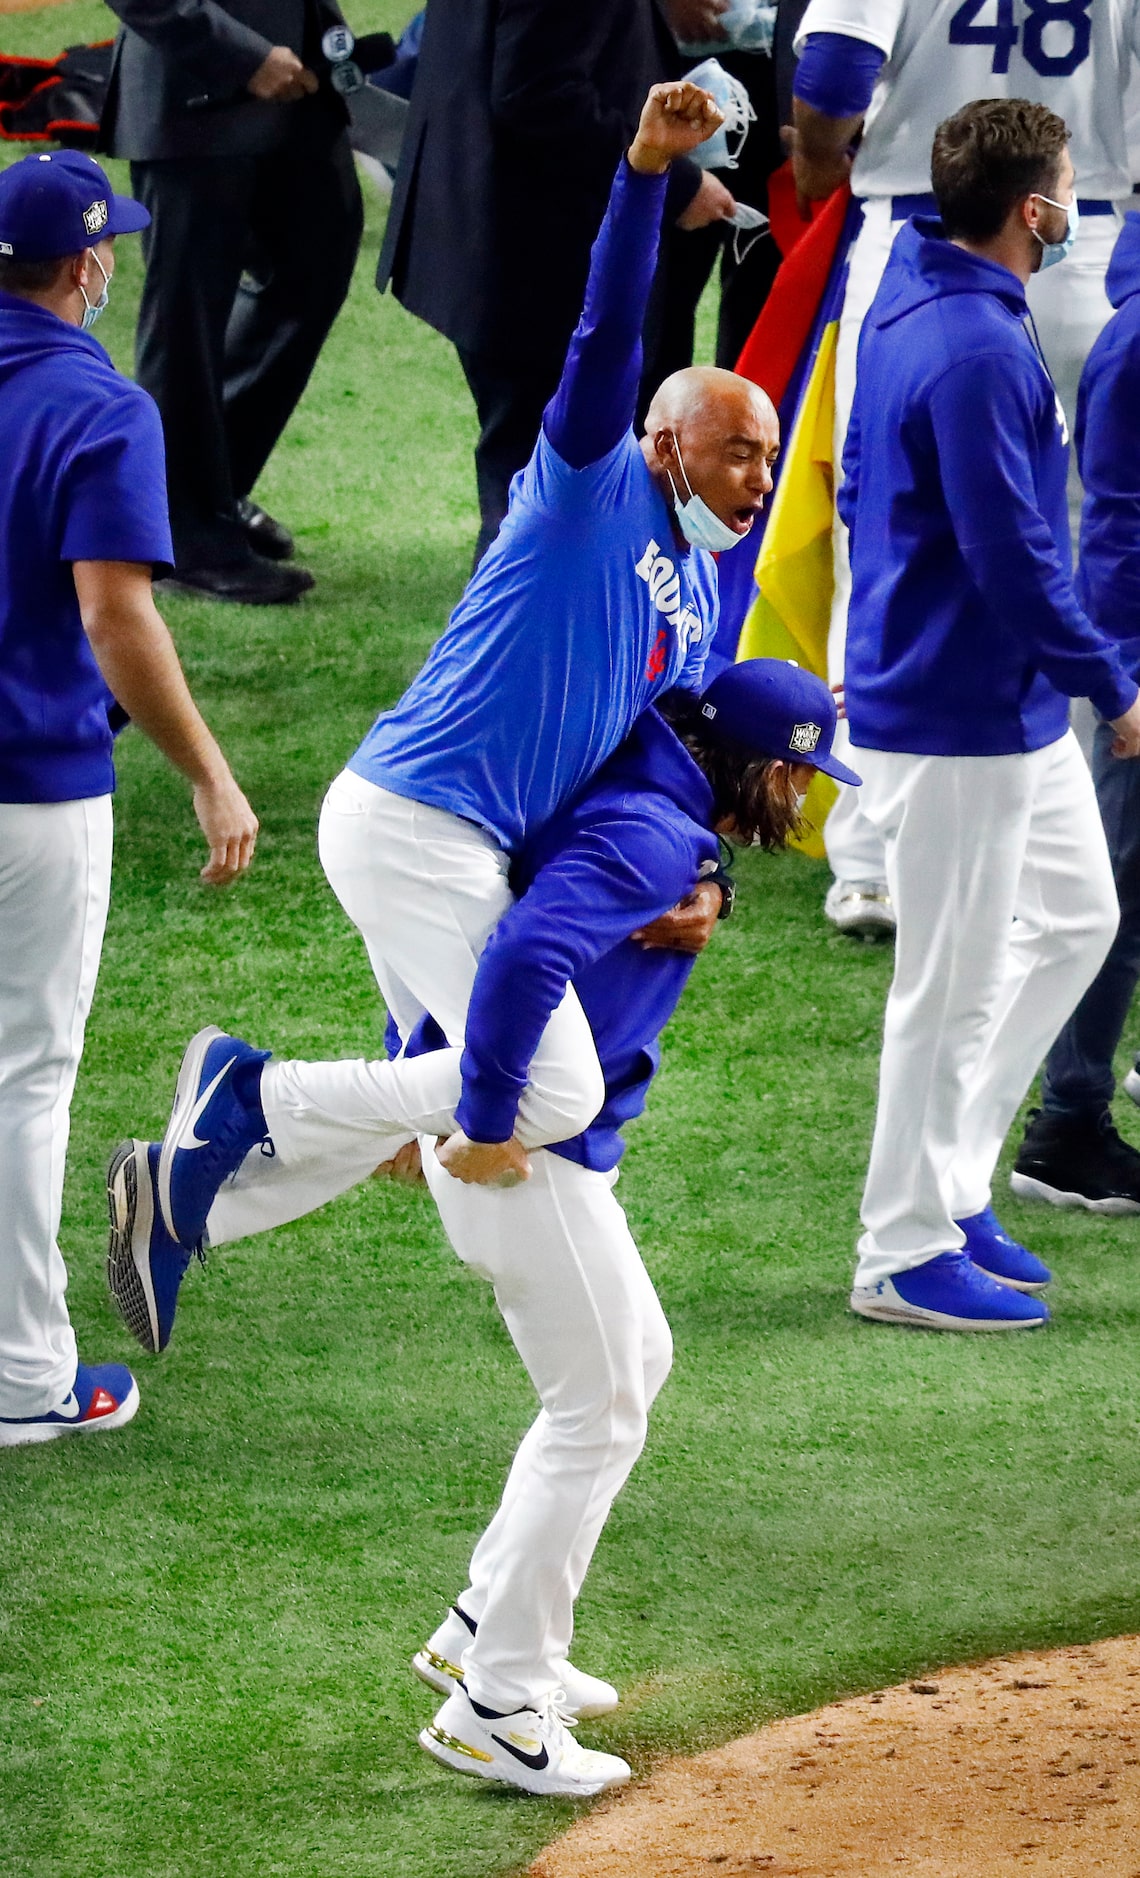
[542,157,669,472]
[1077,323,1140,669]
[456,810,698,1144]
[928,353,1138,721]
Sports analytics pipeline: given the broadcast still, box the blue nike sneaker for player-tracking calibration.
[955,1205,1051,1293]
[0,1360,139,1448]
[156,1025,271,1251]
[850,1251,1049,1331]
[107,1139,197,1353]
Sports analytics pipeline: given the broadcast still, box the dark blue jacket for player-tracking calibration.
[406,707,720,1173]
[1076,212,1140,678]
[840,219,1136,756]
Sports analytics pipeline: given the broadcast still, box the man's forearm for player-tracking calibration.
[75,563,231,789]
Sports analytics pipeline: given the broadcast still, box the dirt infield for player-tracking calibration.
[530,1637,1140,1877]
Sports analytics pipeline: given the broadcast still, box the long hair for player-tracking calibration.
[657,690,805,851]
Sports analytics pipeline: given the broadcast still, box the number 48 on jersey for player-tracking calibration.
[948,0,1092,77]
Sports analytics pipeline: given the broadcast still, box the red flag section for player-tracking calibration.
[734,170,852,407]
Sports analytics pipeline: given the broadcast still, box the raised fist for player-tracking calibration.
[628,81,725,176]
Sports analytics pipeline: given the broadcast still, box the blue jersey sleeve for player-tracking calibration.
[456,810,698,1144]
[930,354,1138,721]
[793,32,885,117]
[59,385,174,569]
[542,157,670,473]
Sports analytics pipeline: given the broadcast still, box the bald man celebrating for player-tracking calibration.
[116,80,779,1265]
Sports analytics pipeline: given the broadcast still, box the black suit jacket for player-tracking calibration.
[377,0,696,368]
[101,0,348,161]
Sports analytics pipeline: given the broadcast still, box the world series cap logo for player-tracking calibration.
[83,199,108,237]
[789,721,821,754]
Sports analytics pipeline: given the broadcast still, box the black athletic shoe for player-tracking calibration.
[1010,1106,1140,1215]
[158,558,313,605]
[234,497,295,562]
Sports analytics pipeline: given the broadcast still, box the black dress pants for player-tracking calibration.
[132,119,363,569]
[455,346,565,571]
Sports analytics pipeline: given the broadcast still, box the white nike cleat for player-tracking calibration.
[824,877,896,941]
[419,1685,631,1798]
[413,1606,619,1720]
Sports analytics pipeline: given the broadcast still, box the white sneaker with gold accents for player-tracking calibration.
[419,1685,630,1798]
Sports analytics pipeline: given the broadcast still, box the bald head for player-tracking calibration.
[641,366,780,548]
[644,365,775,441]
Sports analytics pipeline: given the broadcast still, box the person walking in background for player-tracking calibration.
[378,0,740,568]
[1013,210,1140,1215]
[100,0,364,604]
[0,152,257,1447]
[841,102,1140,1334]
[785,0,1140,941]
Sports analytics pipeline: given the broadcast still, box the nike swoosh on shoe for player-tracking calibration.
[491,1733,550,1772]
[157,1053,236,1239]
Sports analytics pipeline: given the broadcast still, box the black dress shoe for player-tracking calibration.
[234,497,295,562]
[157,558,314,605]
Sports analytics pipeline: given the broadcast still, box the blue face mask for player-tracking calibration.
[79,248,111,329]
[667,437,744,554]
[1032,193,1079,270]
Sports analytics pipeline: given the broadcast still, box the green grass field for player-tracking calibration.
[4,8,1140,1874]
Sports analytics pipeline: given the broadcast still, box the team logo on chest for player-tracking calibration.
[634,538,705,679]
[789,721,821,755]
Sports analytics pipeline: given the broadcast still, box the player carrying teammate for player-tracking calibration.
[108,660,860,1796]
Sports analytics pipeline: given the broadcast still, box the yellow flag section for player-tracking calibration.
[737,319,839,858]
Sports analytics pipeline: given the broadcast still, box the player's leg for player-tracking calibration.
[0,798,136,1436]
[948,731,1118,1222]
[317,770,605,1150]
[850,749,1049,1329]
[821,202,904,932]
[420,1146,671,1716]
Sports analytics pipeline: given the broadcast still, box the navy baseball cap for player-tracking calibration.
[0,150,149,263]
[697,659,862,786]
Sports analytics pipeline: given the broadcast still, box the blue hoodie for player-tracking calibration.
[839,220,1136,756]
[1076,212,1140,677]
[0,292,172,803]
[405,706,720,1173]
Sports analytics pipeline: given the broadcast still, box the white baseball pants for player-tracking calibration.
[0,796,112,1417]
[823,201,1120,887]
[422,1142,672,1715]
[205,770,605,1245]
[853,731,1118,1287]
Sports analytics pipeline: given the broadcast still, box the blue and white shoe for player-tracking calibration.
[107,1139,197,1354]
[850,1251,1049,1331]
[157,1025,271,1251]
[0,1360,139,1448]
[955,1205,1051,1293]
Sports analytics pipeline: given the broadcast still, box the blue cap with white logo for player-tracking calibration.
[0,150,149,263]
[697,658,862,786]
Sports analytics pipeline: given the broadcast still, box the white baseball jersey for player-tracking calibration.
[795,0,1140,197]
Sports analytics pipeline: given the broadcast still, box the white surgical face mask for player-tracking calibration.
[683,57,756,171]
[79,248,111,329]
[727,200,770,265]
[1032,192,1079,270]
[679,0,776,55]
[666,436,743,553]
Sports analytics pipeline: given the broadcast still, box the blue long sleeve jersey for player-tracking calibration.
[1076,212,1140,678]
[348,157,718,852]
[840,220,1136,756]
[403,706,719,1167]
